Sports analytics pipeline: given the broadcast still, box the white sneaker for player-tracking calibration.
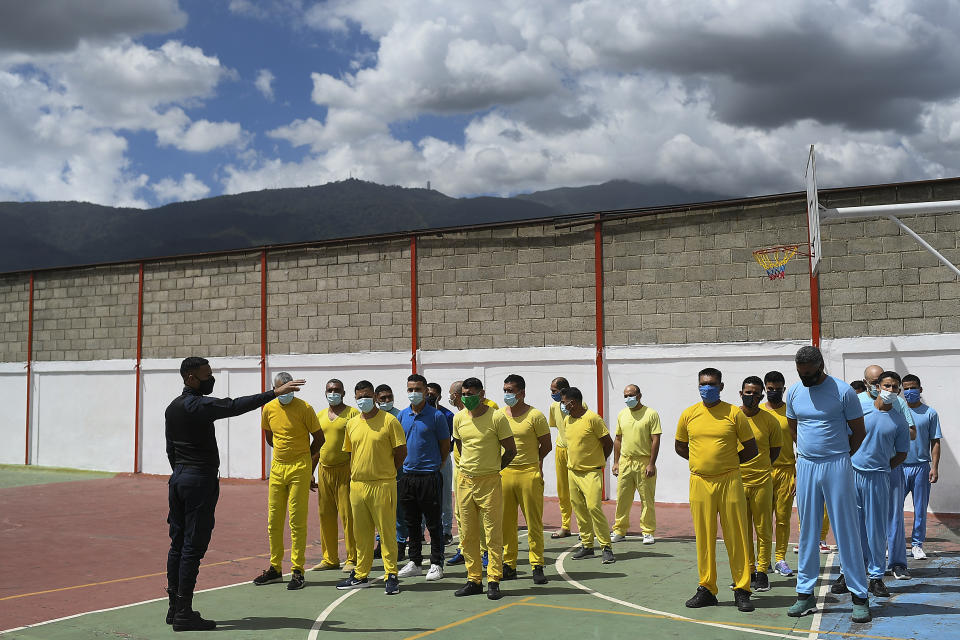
[397,560,422,578]
[793,544,799,554]
[642,534,655,545]
[610,533,627,543]
[912,546,927,560]
[425,564,444,581]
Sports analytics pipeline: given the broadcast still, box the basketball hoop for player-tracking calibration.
[753,245,801,280]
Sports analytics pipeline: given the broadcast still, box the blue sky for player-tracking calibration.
[2,0,960,208]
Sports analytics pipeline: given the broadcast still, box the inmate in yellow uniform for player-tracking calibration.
[565,410,612,549]
[766,403,797,562]
[502,406,550,569]
[613,404,662,537]
[343,410,406,580]
[262,397,322,573]
[454,406,513,584]
[739,409,782,574]
[676,401,753,594]
[315,404,360,568]
[452,397,499,555]
[549,400,586,532]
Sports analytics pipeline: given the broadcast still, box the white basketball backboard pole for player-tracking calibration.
[805,145,822,347]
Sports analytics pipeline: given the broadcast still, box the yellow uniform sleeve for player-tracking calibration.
[676,408,690,443]
[388,414,407,447]
[649,411,662,435]
[342,420,354,453]
[452,411,463,440]
[768,414,783,447]
[261,405,272,432]
[592,414,610,439]
[494,412,514,440]
[532,411,549,437]
[548,404,557,428]
[734,410,754,443]
[303,402,323,434]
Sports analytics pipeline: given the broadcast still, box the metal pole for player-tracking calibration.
[260,250,268,481]
[593,219,607,499]
[805,196,821,348]
[887,215,960,278]
[134,262,144,473]
[410,236,418,374]
[24,272,34,465]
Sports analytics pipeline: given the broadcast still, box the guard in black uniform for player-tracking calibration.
[164,356,304,631]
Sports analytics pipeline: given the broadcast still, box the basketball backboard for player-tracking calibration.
[805,145,821,275]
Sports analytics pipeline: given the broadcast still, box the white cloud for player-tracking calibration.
[151,173,211,203]
[255,68,275,101]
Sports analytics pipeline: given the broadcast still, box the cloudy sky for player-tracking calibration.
[2,0,960,208]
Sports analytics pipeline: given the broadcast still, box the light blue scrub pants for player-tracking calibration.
[902,463,931,547]
[441,455,454,536]
[854,469,890,580]
[796,454,868,598]
[886,467,908,570]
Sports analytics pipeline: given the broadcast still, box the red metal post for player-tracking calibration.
[260,250,268,480]
[805,202,822,348]
[133,262,144,473]
[410,236,418,374]
[24,272,34,465]
[594,219,607,499]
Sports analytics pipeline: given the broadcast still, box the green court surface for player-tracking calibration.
[3,537,819,640]
[0,465,115,489]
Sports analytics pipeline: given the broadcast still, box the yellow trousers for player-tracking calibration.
[613,455,657,536]
[555,446,573,530]
[744,476,774,573]
[454,465,486,552]
[771,465,795,561]
[267,456,312,572]
[317,462,356,566]
[457,472,503,583]
[501,466,545,568]
[689,469,751,594]
[351,478,398,579]
[568,468,611,548]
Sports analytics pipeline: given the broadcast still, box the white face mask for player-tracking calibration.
[878,388,898,405]
[357,397,375,413]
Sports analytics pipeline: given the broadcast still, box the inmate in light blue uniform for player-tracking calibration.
[903,404,942,548]
[853,400,910,580]
[787,375,867,598]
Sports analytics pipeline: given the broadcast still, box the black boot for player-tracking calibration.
[165,588,177,625]
[173,593,216,632]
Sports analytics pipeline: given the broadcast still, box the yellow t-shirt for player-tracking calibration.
[317,405,360,467]
[564,410,610,472]
[261,397,322,464]
[765,404,796,467]
[615,405,662,459]
[549,400,588,448]
[453,407,514,477]
[503,406,550,469]
[738,409,783,486]
[676,401,754,478]
[485,398,499,409]
[342,410,406,482]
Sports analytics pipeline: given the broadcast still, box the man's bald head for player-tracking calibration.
[863,365,884,384]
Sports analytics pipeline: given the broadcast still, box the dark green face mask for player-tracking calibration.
[461,394,481,411]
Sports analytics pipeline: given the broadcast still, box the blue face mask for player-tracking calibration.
[378,401,394,412]
[407,391,424,406]
[503,393,518,407]
[357,397,375,413]
[903,388,921,403]
[699,385,721,404]
[551,392,562,402]
[624,395,639,409]
[278,392,294,405]
[326,392,343,406]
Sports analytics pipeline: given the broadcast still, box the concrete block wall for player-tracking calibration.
[32,266,139,361]
[0,274,30,362]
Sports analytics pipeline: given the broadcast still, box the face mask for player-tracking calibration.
[503,393,519,407]
[357,397,375,413]
[278,392,294,405]
[560,404,570,416]
[699,385,720,404]
[799,367,823,387]
[741,393,762,409]
[903,388,921,403]
[461,395,481,411]
[867,384,879,398]
[878,389,898,405]
[407,391,424,406]
[198,375,216,396]
[624,396,639,409]
[551,392,562,402]
[426,394,438,407]
[326,392,343,406]
[377,401,394,412]
[766,389,784,404]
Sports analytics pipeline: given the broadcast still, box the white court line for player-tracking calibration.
[554,545,798,639]
[807,552,836,640]
[306,588,364,640]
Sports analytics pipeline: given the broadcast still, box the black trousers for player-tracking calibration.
[167,465,219,596]
[399,470,444,566]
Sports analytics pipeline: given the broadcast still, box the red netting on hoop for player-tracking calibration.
[752,245,798,280]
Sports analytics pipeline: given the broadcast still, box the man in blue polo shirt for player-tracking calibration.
[901,374,943,561]
[427,381,456,546]
[785,346,871,624]
[397,374,451,582]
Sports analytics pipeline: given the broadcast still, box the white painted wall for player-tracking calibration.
[3,334,957,513]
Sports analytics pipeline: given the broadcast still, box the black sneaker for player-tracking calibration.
[830,573,849,594]
[444,533,454,546]
[172,596,216,632]
[753,571,770,592]
[502,564,518,580]
[532,566,548,585]
[385,573,400,595]
[685,586,718,608]
[601,546,616,564]
[869,578,889,598]
[455,580,484,597]
[487,581,502,600]
[572,546,595,560]
[373,542,382,559]
[253,566,283,586]
[336,572,370,590]
[734,588,754,612]
[287,569,305,590]
[165,588,176,625]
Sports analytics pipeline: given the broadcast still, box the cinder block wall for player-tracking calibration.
[0,274,29,362]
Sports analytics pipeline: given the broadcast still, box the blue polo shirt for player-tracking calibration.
[399,403,449,473]
[786,375,864,459]
[853,400,910,472]
[905,404,942,464]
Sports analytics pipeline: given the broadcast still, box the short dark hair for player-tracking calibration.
[504,374,525,390]
[426,382,442,394]
[552,377,570,390]
[698,367,722,383]
[407,374,427,385]
[561,387,583,403]
[850,380,867,393]
[180,356,209,378]
[375,384,392,394]
[764,371,785,385]
[878,370,901,384]
[742,376,764,390]
[355,380,374,393]
[462,377,483,391]
[902,374,921,386]
[795,346,823,366]
[326,378,344,388]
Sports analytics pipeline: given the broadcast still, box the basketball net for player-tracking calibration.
[752,245,799,280]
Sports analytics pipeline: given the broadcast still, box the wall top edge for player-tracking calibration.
[0,362,27,374]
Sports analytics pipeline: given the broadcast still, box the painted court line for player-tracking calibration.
[400,597,534,640]
[808,552,836,640]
